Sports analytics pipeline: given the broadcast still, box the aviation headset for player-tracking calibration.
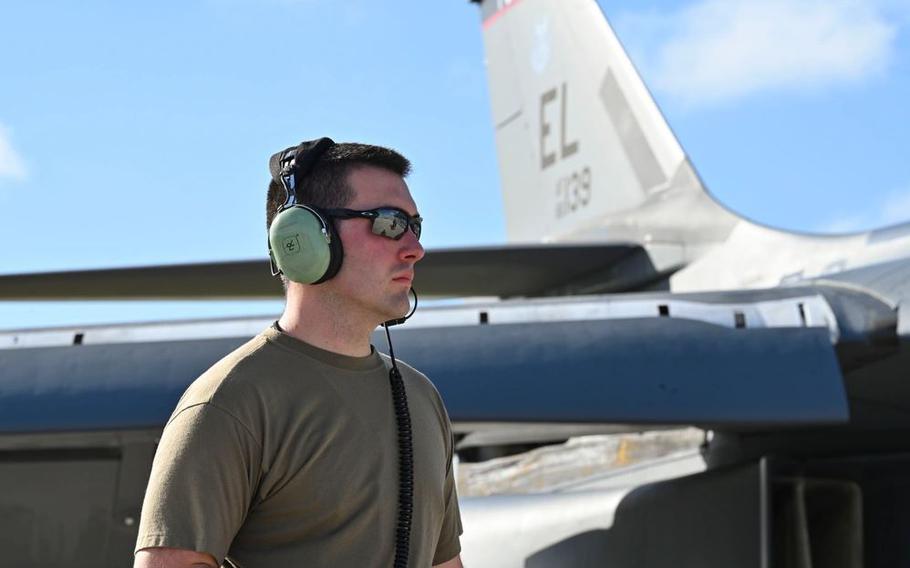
[268,137,345,285]
[266,138,416,568]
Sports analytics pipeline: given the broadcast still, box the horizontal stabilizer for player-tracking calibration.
[0,244,646,300]
[0,317,846,433]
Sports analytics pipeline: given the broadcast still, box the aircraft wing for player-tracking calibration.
[2,255,909,440]
[0,243,652,300]
[10,278,909,436]
[0,314,845,435]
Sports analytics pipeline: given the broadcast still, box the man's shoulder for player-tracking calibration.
[377,352,425,380]
[175,329,283,411]
[378,353,444,404]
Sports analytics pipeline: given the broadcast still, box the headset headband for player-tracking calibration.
[268,137,336,208]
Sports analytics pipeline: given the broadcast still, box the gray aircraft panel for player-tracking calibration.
[0,317,846,434]
[599,69,668,193]
[813,256,910,307]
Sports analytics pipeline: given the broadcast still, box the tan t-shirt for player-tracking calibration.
[135,325,462,567]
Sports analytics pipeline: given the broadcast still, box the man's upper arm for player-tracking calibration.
[428,386,464,565]
[135,403,262,565]
[134,546,218,568]
[434,553,464,568]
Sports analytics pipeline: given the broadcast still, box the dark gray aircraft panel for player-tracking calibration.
[0,456,120,567]
[0,318,846,433]
[0,243,644,300]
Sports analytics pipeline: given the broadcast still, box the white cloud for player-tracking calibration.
[0,124,27,182]
[628,0,899,107]
[816,187,910,232]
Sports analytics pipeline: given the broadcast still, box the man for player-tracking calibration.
[134,139,464,567]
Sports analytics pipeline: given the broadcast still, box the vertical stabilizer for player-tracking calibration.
[473,0,738,261]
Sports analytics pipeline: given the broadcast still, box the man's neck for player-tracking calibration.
[278,288,376,358]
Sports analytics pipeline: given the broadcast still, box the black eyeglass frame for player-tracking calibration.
[324,207,423,241]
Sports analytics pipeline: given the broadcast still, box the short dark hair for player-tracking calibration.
[266,142,412,230]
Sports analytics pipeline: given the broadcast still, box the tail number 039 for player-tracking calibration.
[555,166,591,219]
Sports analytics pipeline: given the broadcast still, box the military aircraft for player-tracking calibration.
[2,0,909,566]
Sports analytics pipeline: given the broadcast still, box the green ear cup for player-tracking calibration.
[269,206,333,284]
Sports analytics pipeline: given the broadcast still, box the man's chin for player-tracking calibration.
[386,296,413,321]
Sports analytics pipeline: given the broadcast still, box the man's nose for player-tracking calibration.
[399,230,425,263]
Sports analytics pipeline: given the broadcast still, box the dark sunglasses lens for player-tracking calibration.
[372,211,408,239]
[371,210,421,241]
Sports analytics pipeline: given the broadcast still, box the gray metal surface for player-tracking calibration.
[0,316,847,434]
[814,256,910,308]
[565,462,765,568]
[459,460,765,568]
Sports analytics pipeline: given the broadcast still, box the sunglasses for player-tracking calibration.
[324,207,423,241]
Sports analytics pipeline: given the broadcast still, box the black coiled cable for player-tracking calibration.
[384,324,414,568]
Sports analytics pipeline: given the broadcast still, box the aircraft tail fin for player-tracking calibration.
[472,0,739,268]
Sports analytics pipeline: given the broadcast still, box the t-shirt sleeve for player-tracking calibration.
[135,402,262,565]
[432,428,464,565]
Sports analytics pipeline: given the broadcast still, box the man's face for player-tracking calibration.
[326,165,425,325]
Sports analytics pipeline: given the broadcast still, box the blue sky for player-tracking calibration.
[1,0,909,329]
